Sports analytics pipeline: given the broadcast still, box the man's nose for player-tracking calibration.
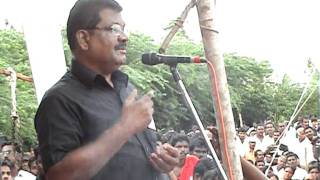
[118,32,128,43]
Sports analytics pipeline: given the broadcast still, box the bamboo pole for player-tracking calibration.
[196,0,243,179]
[0,69,33,83]
[159,0,197,54]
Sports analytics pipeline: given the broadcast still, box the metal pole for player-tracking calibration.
[170,65,228,180]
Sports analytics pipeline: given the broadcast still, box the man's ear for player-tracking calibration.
[75,30,91,51]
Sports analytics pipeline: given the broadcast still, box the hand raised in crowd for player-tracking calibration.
[120,89,154,133]
[149,143,179,173]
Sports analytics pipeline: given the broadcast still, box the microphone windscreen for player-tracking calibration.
[141,53,158,65]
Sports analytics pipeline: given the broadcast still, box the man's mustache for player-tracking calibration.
[115,43,126,50]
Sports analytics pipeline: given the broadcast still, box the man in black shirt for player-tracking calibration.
[34,0,178,179]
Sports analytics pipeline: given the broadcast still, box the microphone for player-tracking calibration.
[141,53,206,65]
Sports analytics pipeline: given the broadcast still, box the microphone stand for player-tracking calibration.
[169,65,228,180]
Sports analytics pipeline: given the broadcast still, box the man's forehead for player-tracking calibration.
[297,127,305,133]
[175,141,189,146]
[287,156,296,160]
[98,8,125,26]
[279,157,286,161]
[2,145,13,151]
[1,165,10,170]
[305,128,313,132]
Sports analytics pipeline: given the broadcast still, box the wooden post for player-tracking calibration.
[196,0,243,179]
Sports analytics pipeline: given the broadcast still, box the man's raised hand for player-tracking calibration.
[120,89,154,134]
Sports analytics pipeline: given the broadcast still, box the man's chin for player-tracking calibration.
[116,57,126,65]
[179,155,186,161]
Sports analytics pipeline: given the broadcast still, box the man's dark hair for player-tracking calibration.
[254,160,265,166]
[265,121,273,126]
[189,137,207,152]
[254,149,264,158]
[67,0,123,50]
[194,157,217,178]
[1,142,12,149]
[285,151,299,160]
[1,159,14,170]
[256,123,264,129]
[295,124,304,131]
[284,164,296,173]
[307,161,320,173]
[238,127,247,133]
[273,130,280,134]
[310,116,318,122]
[169,133,189,147]
[305,126,316,133]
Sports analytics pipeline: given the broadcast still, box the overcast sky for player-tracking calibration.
[1,0,319,83]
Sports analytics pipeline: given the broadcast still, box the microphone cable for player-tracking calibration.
[206,60,235,180]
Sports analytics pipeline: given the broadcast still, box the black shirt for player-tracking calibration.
[34,60,160,180]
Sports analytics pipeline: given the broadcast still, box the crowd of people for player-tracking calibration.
[0,115,319,180]
[0,141,44,180]
[237,116,320,180]
[153,116,320,180]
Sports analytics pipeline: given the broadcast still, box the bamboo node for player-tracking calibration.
[199,25,219,33]
[199,17,213,22]
[174,19,184,28]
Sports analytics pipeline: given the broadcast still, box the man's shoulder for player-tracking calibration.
[35,71,85,113]
[293,167,307,178]
[42,71,82,99]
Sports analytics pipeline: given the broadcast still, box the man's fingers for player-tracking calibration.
[149,144,179,173]
[150,153,173,173]
[162,143,179,158]
[139,94,154,109]
[155,150,179,167]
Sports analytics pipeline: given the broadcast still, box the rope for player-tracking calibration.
[207,61,235,180]
[7,67,20,141]
[264,72,317,175]
[7,67,17,118]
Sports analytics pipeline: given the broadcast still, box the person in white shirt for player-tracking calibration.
[290,126,315,168]
[271,154,286,176]
[236,127,249,157]
[265,121,275,139]
[278,152,307,180]
[254,124,273,152]
[310,117,319,131]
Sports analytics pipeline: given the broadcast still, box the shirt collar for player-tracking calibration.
[71,60,129,88]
